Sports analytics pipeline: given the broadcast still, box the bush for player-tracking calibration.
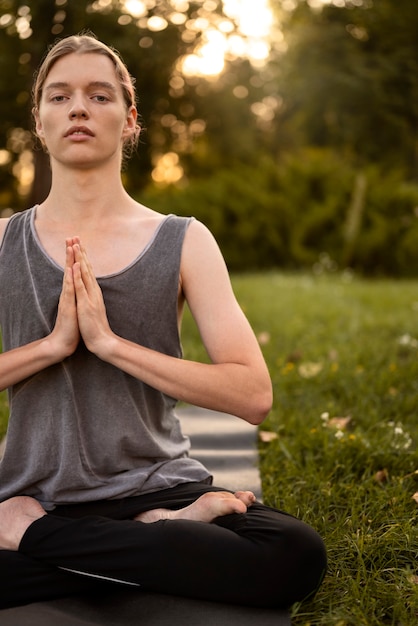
[140,155,290,269]
[138,149,418,276]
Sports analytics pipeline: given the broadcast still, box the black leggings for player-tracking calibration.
[0,483,326,609]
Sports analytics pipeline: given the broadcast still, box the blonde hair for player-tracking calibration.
[32,33,141,156]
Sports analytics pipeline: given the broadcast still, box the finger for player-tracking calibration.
[73,242,94,276]
[65,242,75,269]
[72,261,84,289]
[66,236,80,250]
[72,245,95,292]
[61,242,75,292]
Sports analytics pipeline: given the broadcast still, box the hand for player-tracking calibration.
[48,239,80,359]
[71,238,114,357]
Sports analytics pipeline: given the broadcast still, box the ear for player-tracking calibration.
[33,107,46,144]
[123,105,139,139]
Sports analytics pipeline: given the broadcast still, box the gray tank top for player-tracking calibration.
[0,207,210,509]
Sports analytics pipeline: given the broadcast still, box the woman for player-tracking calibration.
[0,34,326,609]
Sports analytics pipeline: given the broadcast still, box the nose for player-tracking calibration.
[69,108,88,120]
[69,99,89,120]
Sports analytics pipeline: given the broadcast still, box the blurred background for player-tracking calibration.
[0,0,417,276]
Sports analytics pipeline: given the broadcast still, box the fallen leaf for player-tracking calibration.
[403,469,418,479]
[259,431,278,443]
[326,416,352,430]
[412,492,418,504]
[328,349,339,362]
[286,350,303,363]
[374,469,389,484]
[257,331,271,346]
[298,362,323,378]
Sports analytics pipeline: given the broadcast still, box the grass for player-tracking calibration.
[181,271,418,625]
[1,271,417,624]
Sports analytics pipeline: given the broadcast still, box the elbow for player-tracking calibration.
[245,384,273,426]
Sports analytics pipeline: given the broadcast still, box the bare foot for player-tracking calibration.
[0,496,47,551]
[134,490,256,524]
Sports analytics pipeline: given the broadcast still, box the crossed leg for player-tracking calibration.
[0,490,256,550]
[0,486,327,610]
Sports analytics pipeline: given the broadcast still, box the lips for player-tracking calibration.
[64,126,94,137]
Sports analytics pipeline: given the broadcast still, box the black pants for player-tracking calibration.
[0,483,326,610]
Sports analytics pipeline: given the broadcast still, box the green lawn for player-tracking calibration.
[182,271,418,625]
[1,271,417,624]
[216,272,418,626]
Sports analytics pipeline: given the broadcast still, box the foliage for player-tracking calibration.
[0,0,270,209]
[140,149,418,276]
[275,0,418,179]
[180,271,418,625]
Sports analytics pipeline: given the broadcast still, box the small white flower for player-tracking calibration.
[398,334,418,348]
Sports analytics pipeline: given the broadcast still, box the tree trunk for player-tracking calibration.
[342,171,367,268]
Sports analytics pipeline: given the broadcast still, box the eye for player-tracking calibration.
[51,95,67,102]
[92,94,109,103]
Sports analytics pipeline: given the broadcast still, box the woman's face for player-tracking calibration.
[35,52,137,171]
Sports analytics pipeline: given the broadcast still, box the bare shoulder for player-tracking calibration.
[180,219,234,303]
[182,219,226,266]
[184,218,216,240]
[0,217,10,247]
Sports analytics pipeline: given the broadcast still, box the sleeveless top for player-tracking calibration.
[0,207,211,509]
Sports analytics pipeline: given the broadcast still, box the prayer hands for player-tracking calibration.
[49,240,80,359]
[52,237,113,359]
[71,237,113,356]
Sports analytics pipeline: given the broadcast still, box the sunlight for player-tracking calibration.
[223,0,273,40]
[151,152,184,185]
[13,150,34,196]
[221,0,274,68]
[122,0,147,18]
[147,15,168,31]
[180,0,274,77]
[0,150,11,166]
[181,28,227,77]
[306,0,349,7]
[122,0,275,78]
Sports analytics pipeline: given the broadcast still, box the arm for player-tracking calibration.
[73,222,272,425]
[0,240,80,392]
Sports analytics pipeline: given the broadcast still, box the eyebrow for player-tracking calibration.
[44,81,117,93]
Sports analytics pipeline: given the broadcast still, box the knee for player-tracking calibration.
[252,515,326,608]
[280,518,327,605]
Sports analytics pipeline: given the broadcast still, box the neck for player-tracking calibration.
[40,162,132,222]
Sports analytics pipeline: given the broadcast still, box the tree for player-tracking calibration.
[0,0,275,211]
[272,0,418,178]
